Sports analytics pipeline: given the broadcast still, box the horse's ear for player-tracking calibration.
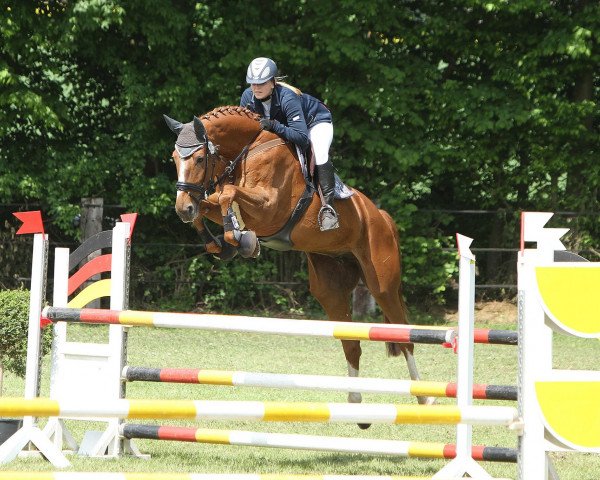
[163,114,184,135]
[193,117,206,140]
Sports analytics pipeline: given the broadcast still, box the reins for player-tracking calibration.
[176,129,263,201]
[212,129,263,188]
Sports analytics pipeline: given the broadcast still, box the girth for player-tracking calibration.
[258,184,315,252]
[252,138,315,251]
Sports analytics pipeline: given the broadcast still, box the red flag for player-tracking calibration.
[13,210,45,235]
[120,212,138,239]
[40,314,52,329]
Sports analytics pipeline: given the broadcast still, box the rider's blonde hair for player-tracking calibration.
[276,80,302,96]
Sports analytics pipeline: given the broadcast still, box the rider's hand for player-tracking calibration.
[259,118,277,131]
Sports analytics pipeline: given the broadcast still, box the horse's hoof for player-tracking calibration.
[238,231,260,258]
[358,423,371,430]
[214,235,238,261]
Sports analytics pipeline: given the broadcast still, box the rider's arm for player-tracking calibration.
[272,91,309,151]
[240,88,254,111]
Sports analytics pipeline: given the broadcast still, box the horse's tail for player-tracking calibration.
[378,209,412,358]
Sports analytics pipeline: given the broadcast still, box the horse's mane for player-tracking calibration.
[200,106,260,122]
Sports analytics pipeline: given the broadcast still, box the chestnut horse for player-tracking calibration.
[164,106,432,417]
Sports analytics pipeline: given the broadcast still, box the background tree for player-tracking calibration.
[1,0,598,310]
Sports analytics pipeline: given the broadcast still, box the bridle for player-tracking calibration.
[175,129,262,202]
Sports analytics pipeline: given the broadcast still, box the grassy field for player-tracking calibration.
[2,305,600,478]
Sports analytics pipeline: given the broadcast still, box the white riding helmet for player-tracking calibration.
[246,57,278,84]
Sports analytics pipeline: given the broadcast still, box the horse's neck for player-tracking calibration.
[204,114,304,189]
[206,118,259,158]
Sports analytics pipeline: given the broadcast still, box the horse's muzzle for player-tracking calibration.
[175,194,198,223]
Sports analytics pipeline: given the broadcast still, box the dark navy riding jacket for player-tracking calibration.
[240,84,332,151]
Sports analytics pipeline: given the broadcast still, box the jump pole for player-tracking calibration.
[39,308,522,347]
[122,366,517,401]
[41,307,456,344]
[0,398,519,426]
[120,423,518,462]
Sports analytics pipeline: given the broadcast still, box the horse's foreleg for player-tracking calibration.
[217,185,277,257]
[192,211,239,260]
[191,216,220,253]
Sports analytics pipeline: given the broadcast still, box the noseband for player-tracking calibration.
[175,130,262,201]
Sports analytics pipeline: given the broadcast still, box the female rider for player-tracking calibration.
[239,57,338,231]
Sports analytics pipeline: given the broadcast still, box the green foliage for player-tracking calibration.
[1,0,598,307]
[0,221,32,290]
[0,289,52,379]
[131,240,315,315]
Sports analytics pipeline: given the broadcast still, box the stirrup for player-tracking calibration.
[318,205,339,231]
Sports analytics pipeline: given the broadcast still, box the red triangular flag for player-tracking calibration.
[120,212,138,239]
[13,210,45,235]
[40,314,52,329]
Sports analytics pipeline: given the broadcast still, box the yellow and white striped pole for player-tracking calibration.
[0,398,518,426]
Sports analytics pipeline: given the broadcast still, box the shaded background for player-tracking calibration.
[1,0,598,312]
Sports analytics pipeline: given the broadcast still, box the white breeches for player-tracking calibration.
[309,122,333,166]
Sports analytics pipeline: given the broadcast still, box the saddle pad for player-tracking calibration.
[334,174,354,200]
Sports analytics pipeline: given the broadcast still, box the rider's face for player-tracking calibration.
[251,80,275,100]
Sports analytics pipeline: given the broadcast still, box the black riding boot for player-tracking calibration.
[316,161,339,231]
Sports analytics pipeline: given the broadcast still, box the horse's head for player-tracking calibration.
[164,107,263,223]
[164,114,215,223]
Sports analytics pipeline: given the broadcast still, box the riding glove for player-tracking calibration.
[259,118,277,131]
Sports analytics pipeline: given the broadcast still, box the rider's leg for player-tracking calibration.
[316,161,338,230]
[310,122,339,231]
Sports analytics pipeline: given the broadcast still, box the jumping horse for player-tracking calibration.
[164,106,433,424]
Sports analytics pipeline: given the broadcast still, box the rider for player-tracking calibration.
[240,57,339,231]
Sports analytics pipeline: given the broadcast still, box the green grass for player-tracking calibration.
[2,311,600,478]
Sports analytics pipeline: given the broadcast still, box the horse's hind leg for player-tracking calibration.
[306,254,369,420]
[386,295,434,406]
[354,214,434,406]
